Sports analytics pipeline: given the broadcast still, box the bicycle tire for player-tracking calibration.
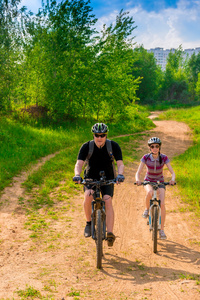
[153,206,158,253]
[96,209,103,269]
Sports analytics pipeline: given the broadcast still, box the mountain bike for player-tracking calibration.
[81,171,116,269]
[135,181,175,253]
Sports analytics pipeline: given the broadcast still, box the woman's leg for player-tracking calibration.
[158,188,166,230]
[144,184,154,210]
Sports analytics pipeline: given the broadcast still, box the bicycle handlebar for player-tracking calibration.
[81,178,116,187]
[134,181,176,186]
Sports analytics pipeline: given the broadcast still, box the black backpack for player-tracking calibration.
[84,139,117,178]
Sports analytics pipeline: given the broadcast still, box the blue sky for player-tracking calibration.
[20,0,200,50]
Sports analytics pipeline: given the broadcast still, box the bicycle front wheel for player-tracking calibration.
[152,206,158,253]
[96,209,103,269]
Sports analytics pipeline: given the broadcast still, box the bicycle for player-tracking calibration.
[81,171,116,269]
[135,181,175,253]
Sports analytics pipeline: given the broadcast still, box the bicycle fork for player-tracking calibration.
[91,200,106,240]
[148,199,161,231]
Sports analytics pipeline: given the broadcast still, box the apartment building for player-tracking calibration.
[147,47,200,70]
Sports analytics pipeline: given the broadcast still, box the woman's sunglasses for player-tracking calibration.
[94,134,107,138]
[150,145,160,149]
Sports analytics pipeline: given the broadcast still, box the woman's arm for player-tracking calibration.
[166,162,175,184]
[135,162,145,185]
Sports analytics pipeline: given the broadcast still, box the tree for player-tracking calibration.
[0,0,34,111]
[186,52,200,101]
[0,1,140,121]
[0,0,20,110]
[195,73,200,100]
[28,0,98,119]
[87,10,140,120]
[159,46,190,103]
[131,46,163,105]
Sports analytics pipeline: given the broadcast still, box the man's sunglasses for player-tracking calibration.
[94,134,107,138]
[150,145,160,149]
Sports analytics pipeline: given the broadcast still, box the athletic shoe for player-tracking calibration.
[84,224,91,238]
[159,230,167,240]
[107,232,116,247]
[142,209,149,218]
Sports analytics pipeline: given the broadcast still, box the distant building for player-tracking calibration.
[147,47,200,70]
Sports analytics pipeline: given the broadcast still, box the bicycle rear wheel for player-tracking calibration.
[96,209,103,269]
[152,206,158,253]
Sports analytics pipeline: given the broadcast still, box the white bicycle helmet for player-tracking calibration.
[148,137,162,146]
[91,123,108,134]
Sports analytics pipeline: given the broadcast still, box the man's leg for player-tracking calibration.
[84,189,93,221]
[103,195,115,246]
[103,195,114,233]
[83,189,93,237]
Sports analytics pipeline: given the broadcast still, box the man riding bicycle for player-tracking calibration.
[73,123,125,246]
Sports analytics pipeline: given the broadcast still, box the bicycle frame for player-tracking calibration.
[148,187,161,231]
[81,172,116,268]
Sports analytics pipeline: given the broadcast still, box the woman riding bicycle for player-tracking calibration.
[135,137,175,239]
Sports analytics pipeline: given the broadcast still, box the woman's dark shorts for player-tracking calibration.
[84,183,114,197]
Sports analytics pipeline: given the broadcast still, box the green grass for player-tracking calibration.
[0,107,153,193]
[0,117,88,191]
[16,285,42,298]
[158,106,200,215]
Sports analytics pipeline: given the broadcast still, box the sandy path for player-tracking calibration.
[0,114,199,299]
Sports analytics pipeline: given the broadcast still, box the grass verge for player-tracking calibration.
[158,106,200,216]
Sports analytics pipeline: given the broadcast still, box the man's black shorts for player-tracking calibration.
[84,183,114,197]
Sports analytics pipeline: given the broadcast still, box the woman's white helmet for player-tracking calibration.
[148,137,162,146]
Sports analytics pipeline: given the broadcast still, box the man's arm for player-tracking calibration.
[74,159,85,176]
[73,159,85,183]
[116,160,124,175]
[115,160,125,183]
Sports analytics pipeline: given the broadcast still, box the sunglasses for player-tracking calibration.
[150,145,160,149]
[94,134,107,138]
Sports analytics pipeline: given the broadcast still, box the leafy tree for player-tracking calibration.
[186,52,200,101]
[87,10,140,121]
[0,0,19,110]
[0,1,142,121]
[159,46,190,103]
[196,73,200,100]
[27,0,98,119]
[0,0,34,111]
[131,46,163,105]
[22,5,140,121]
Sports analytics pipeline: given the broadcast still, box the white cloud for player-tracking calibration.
[18,0,200,50]
[95,0,200,50]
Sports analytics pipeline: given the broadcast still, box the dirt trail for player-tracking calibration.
[0,113,200,299]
